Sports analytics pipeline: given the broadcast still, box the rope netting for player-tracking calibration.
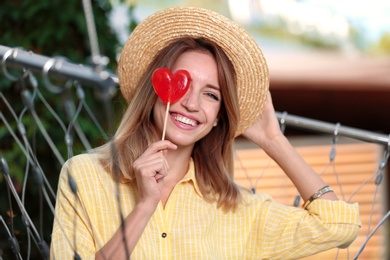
[12,1,390,258]
[0,45,389,259]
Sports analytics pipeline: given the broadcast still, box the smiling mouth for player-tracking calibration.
[173,114,198,126]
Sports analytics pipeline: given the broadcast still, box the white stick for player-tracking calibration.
[161,102,170,140]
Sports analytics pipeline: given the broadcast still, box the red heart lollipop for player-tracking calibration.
[152,68,191,104]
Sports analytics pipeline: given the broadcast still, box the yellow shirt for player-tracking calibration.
[50,154,361,259]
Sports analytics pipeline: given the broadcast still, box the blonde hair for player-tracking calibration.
[94,37,242,211]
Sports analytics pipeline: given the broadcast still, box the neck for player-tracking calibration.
[159,144,193,208]
[165,144,193,182]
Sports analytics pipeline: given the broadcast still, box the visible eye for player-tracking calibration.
[206,92,220,101]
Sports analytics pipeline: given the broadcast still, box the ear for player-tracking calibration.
[213,118,218,127]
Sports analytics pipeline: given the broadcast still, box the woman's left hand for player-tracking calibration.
[242,92,283,149]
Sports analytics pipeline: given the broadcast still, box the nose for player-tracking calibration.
[181,87,200,112]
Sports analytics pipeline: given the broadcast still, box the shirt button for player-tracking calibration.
[161,232,167,238]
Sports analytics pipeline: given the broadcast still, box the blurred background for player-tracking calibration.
[0,0,389,259]
[120,0,390,134]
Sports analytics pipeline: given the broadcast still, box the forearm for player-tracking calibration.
[95,202,155,259]
[262,134,338,202]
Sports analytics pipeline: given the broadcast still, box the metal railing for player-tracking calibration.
[2,45,389,147]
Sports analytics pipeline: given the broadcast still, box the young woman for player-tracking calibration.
[50,7,361,259]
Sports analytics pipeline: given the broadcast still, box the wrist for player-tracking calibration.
[135,200,158,217]
[259,133,288,155]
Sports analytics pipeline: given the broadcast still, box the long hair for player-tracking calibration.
[94,37,242,211]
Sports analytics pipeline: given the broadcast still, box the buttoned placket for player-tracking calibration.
[156,181,183,259]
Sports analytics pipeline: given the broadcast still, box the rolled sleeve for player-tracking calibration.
[307,199,361,248]
[258,198,361,259]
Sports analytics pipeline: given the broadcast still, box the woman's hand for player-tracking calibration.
[132,140,177,212]
[96,140,177,259]
[242,92,283,150]
[243,92,339,203]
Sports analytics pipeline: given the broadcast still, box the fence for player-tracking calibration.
[0,45,389,259]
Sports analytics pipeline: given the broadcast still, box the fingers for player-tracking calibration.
[134,140,176,178]
[144,140,177,155]
[133,155,168,177]
[263,91,275,112]
[132,140,177,207]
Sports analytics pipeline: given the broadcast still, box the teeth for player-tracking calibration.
[174,114,198,126]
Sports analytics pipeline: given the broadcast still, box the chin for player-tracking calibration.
[166,133,202,148]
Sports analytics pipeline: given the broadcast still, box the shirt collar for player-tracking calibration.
[179,158,203,198]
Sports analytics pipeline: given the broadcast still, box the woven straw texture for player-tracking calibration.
[118,6,269,135]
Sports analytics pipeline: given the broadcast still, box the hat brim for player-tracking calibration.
[118,6,269,136]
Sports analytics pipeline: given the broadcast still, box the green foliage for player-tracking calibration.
[0,0,119,64]
[0,0,131,258]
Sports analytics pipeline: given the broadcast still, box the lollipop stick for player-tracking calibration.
[161,102,170,140]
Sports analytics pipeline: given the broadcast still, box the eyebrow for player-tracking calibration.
[206,84,220,92]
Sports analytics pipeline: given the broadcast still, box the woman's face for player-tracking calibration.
[153,50,221,148]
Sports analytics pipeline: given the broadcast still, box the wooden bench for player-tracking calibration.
[234,141,386,259]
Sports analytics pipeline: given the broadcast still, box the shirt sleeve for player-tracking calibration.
[254,196,361,259]
[50,156,97,260]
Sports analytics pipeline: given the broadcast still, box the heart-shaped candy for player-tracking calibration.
[152,68,191,104]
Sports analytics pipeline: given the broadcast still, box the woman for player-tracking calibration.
[50,7,360,259]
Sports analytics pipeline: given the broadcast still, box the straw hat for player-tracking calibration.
[118,6,269,136]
